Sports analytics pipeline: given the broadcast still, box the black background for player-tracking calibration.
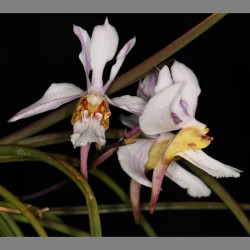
[0,13,249,236]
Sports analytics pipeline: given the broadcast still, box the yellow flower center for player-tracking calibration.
[145,126,213,171]
[71,93,111,130]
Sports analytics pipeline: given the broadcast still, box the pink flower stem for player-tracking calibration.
[80,143,91,180]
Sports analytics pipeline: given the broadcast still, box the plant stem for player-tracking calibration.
[0,145,102,237]
[107,13,227,95]
[0,185,47,236]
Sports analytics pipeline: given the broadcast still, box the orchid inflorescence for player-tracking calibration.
[8,18,242,221]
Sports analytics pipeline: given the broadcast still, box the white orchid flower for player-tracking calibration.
[117,61,242,214]
[8,18,146,179]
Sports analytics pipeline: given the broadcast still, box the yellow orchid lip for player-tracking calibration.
[71,93,111,130]
[145,125,213,172]
[164,126,213,161]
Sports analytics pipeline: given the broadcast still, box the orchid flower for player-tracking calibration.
[117,61,242,216]
[8,18,146,179]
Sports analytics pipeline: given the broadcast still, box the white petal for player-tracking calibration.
[178,149,242,178]
[103,37,136,92]
[8,83,84,122]
[154,65,173,94]
[109,95,146,115]
[119,114,139,129]
[136,70,158,101]
[117,139,155,187]
[73,25,91,87]
[139,82,184,135]
[90,18,119,88]
[166,161,211,197]
[170,61,200,118]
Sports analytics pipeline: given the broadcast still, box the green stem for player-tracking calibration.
[0,145,102,237]
[11,214,90,237]
[186,161,250,235]
[0,201,63,223]
[0,212,24,236]
[0,102,76,144]
[0,185,47,236]
[45,202,250,215]
[15,128,124,148]
[24,152,156,236]
[0,213,16,236]
[18,131,72,147]
[107,13,227,95]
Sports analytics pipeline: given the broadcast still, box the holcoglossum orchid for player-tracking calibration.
[8,18,146,179]
[117,61,242,215]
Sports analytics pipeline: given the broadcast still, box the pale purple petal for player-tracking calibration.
[73,25,91,88]
[154,65,173,94]
[103,37,136,92]
[177,149,242,178]
[139,82,184,135]
[170,61,201,118]
[90,18,119,88]
[108,95,146,115]
[166,161,211,197]
[136,70,158,101]
[8,83,84,122]
[117,138,155,187]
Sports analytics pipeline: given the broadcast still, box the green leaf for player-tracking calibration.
[0,185,47,236]
[0,145,102,237]
[11,214,90,237]
[0,212,24,236]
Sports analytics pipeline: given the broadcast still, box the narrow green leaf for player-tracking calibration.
[0,145,102,237]
[0,212,24,236]
[0,201,63,224]
[0,102,76,144]
[18,131,72,147]
[0,213,16,236]
[44,202,250,215]
[106,13,227,95]
[11,214,90,237]
[0,185,47,236]
[29,152,157,236]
